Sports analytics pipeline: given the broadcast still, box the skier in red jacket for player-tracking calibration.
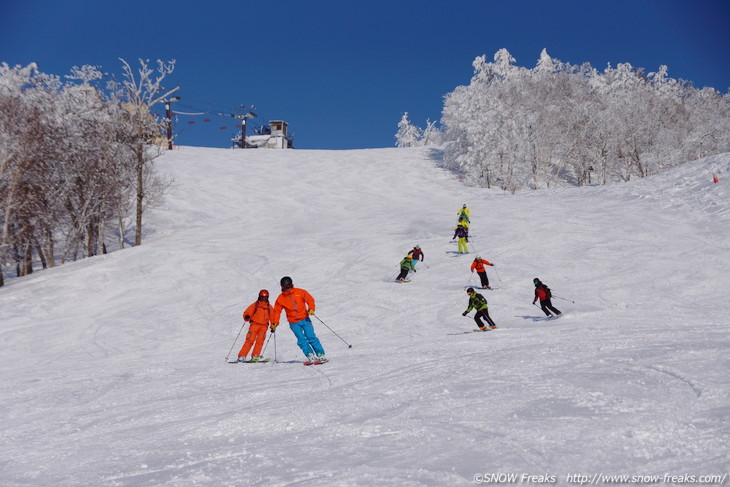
[532,278,562,319]
[238,290,272,362]
[470,255,494,289]
[409,245,424,267]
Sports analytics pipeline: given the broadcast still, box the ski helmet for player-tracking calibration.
[415,245,420,250]
[280,276,293,290]
[533,278,541,285]
[466,287,475,294]
[476,255,481,260]
[258,289,269,298]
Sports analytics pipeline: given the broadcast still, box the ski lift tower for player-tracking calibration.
[232,105,257,148]
[268,121,291,149]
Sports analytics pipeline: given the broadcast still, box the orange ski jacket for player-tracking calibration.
[243,301,272,326]
[273,287,315,324]
[471,258,493,273]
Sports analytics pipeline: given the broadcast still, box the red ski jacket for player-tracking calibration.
[273,287,315,324]
[535,284,551,301]
[243,301,272,326]
[471,258,493,273]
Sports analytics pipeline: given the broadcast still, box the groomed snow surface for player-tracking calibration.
[1,147,729,487]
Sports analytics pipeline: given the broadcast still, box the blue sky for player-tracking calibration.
[1,0,728,150]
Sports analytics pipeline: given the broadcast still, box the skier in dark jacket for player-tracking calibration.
[396,255,416,282]
[409,245,424,267]
[463,287,497,330]
[453,223,469,254]
[532,278,562,318]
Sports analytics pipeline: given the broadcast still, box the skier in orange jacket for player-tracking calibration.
[237,289,272,362]
[470,255,495,289]
[270,276,327,363]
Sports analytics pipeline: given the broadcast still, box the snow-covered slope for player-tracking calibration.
[1,147,729,486]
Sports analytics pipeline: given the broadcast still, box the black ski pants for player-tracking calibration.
[477,271,489,288]
[474,308,496,328]
[539,298,561,317]
[396,268,410,281]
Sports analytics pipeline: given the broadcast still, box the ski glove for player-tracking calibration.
[244,315,251,321]
[308,309,315,316]
[270,323,278,332]
[462,311,468,316]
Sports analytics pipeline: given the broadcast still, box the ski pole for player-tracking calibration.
[261,330,274,355]
[492,265,503,284]
[466,271,474,288]
[553,295,575,304]
[274,330,277,363]
[312,314,353,348]
[225,322,246,361]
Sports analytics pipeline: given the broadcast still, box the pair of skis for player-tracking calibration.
[228,358,271,364]
[536,314,561,321]
[228,357,329,366]
[463,326,498,334]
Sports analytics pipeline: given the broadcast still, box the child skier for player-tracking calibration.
[532,278,562,319]
[470,256,495,289]
[453,223,469,254]
[396,255,416,282]
[271,276,327,364]
[463,287,497,330]
[238,289,272,362]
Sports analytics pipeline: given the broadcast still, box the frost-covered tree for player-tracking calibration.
[117,58,177,246]
[395,112,423,147]
[0,60,175,285]
[438,48,730,191]
[421,119,442,146]
[0,63,58,279]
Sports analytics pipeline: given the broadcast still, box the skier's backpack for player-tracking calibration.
[544,285,552,298]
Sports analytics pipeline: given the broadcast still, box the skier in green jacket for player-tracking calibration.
[462,287,497,330]
[396,255,416,282]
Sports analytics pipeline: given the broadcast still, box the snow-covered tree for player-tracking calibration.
[438,48,730,191]
[395,112,423,147]
[0,60,176,285]
[117,58,177,246]
[421,119,442,146]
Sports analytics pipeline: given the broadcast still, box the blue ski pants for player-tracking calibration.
[289,318,325,357]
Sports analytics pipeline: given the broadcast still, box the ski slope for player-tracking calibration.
[1,146,729,487]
